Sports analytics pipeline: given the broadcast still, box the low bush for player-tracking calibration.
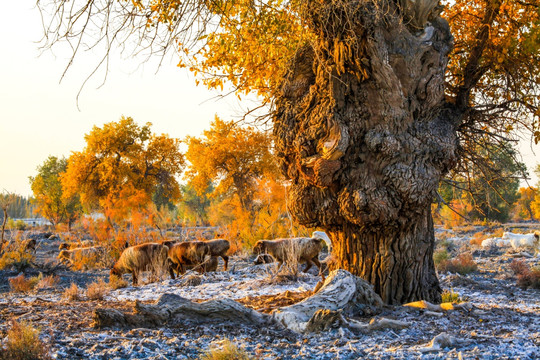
[198,339,254,360]
[441,288,466,303]
[0,236,35,271]
[63,283,81,301]
[433,249,449,267]
[510,259,540,289]
[9,274,40,293]
[109,275,128,290]
[437,253,477,275]
[35,274,60,290]
[0,320,50,360]
[86,279,110,300]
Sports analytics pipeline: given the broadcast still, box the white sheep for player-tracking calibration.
[502,231,540,255]
[481,238,510,248]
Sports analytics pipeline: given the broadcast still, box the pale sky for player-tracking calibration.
[0,2,538,198]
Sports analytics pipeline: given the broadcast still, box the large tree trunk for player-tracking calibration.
[329,209,440,304]
[273,0,458,304]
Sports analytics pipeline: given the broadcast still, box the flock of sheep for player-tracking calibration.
[480,231,540,255]
[54,229,540,286]
[57,231,333,286]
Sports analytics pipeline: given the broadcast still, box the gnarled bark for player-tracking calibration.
[274,0,458,304]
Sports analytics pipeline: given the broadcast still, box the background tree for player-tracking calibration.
[3,195,35,219]
[62,117,185,226]
[514,187,538,221]
[30,156,82,230]
[184,116,277,214]
[531,164,540,219]
[0,191,15,254]
[439,142,525,223]
[37,0,540,304]
[177,182,214,227]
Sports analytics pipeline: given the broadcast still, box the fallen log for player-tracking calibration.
[93,293,270,329]
[94,270,395,333]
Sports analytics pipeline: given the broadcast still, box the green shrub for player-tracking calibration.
[441,289,465,303]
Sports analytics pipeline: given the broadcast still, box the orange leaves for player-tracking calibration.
[62,117,184,224]
[184,116,277,211]
[181,0,311,102]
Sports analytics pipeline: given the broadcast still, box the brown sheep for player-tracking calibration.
[167,241,210,278]
[59,240,94,250]
[58,246,105,265]
[110,243,169,286]
[254,254,274,265]
[185,256,219,274]
[203,239,230,271]
[252,231,332,280]
[23,239,37,253]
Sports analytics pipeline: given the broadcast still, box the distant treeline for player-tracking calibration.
[0,195,36,220]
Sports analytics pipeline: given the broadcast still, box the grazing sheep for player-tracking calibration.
[159,240,178,248]
[480,238,510,248]
[185,256,219,274]
[254,254,274,265]
[23,238,37,253]
[167,241,210,278]
[252,231,332,279]
[59,240,94,250]
[58,246,104,265]
[110,243,169,286]
[203,239,230,271]
[503,231,540,255]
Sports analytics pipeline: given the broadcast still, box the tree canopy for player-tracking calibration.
[29,156,81,228]
[62,117,184,223]
[37,0,539,192]
[184,116,277,212]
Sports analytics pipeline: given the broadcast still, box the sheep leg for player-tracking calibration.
[275,261,284,274]
[132,271,138,286]
[168,260,177,279]
[222,255,229,271]
[311,257,326,281]
[303,260,314,273]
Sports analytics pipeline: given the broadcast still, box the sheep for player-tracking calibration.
[252,231,332,279]
[23,238,37,253]
[110,243,169,286]
[254,254,274,265]
[58,246,104,265]
[167,241,210,278]
[185,256,219,274]
[203,239,230,271]
[59,240,94,250]
[503,231,540,255]
[481,238,510,248]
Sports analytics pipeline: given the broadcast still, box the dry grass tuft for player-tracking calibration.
[86,279,110,300]
[510,259,540,289]
[237,290,312,313]
[436,253,477,275]
[109,275,128,290]
[8,274,40,293]
[36,274,60,290]
[198,339,254,360]
[470,231,488,246]
[0,320,50,360]
[63,283,81,301]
